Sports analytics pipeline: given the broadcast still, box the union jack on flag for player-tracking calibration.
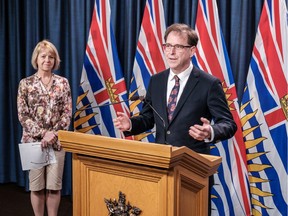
[129,0,168,142]
[74,0,130,138]
[192,0,251,215]
[240,0,288,215]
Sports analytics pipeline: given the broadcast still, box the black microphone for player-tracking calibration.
[136,95,168,144]
[74,95,139,116]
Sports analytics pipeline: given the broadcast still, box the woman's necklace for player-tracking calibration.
[42,76,52,87]
[38,73,53,88]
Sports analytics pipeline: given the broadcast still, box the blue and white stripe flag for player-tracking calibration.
[193,1,251,215]
[129,0,168,142]
[240,0,288,215]
[74,0,130,138]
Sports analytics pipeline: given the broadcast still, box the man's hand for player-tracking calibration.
[189,117,211,141]
[113,112,131,132]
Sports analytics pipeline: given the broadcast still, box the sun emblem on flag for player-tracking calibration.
[128,77,154,141]
[74,90,99,133]
[74,77,121,133]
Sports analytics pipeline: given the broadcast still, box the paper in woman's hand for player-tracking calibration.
[18,142,56,171]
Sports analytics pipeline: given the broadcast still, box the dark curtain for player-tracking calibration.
[1,0,287,195]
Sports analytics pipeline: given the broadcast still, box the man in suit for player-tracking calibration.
[114,23,237,155]
[114,23,236,215]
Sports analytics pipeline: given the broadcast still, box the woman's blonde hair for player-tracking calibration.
[31,39,61,70]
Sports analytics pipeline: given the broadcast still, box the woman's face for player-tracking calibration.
[37,48,55,73]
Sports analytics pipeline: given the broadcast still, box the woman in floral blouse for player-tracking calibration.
[17,40,72,216]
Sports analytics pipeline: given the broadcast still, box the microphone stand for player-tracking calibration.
[74,95,140,116]
[142,98,168,145]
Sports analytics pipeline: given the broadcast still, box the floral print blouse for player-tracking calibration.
[17,73,72,143]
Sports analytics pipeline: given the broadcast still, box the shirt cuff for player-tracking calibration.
[204,125,214,143]
[127,119,132,132]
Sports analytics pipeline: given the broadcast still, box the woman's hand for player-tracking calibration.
[41,131,58,148]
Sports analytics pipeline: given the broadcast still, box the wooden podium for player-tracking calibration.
[58,131,221,216]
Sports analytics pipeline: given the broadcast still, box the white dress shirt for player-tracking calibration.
[166,63,193,105]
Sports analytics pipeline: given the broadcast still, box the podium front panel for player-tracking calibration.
[73,154,169,216]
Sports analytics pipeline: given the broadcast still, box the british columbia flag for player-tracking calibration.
[192,0,251,215]
[240,0,288,215]
[129,0,168,142]
[74,0,130,138]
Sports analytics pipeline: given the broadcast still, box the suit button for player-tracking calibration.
[167,130,171,135]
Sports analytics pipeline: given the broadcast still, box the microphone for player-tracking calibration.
[74,95,139,116]
[137,95,168,144]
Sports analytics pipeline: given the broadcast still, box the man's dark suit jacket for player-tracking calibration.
[126,66,237,155]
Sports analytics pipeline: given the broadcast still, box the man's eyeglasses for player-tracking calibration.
[162,43,193,51]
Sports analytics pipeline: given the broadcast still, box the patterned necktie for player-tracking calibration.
[167,75,180,122]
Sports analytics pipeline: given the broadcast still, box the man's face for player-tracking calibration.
[163,31,195,74]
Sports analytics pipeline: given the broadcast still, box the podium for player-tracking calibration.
[58,131,221,216]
